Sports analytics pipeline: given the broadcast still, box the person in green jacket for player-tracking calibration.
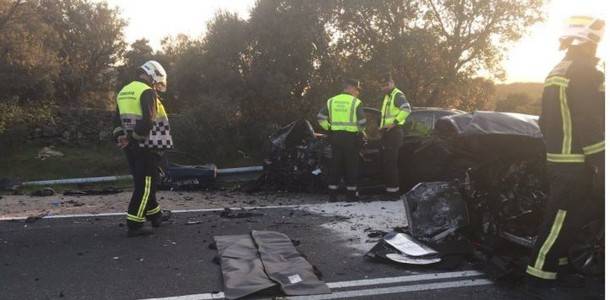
[317,79,367,202]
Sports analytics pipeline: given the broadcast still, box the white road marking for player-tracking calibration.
[139,270,488,300]
[0,204,306,221]
[326,270,483,289]
[286,278,493,300]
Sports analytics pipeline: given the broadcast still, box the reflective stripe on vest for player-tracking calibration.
[327,94,361,132]
[380,88,406,128]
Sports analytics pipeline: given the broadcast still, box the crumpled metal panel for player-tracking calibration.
[251,230,331,296]
[214,235,276,300]
[436,111,541,138]
[403,181,469,242]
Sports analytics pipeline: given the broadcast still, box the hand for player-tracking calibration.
[385,123,396,131]
[117,135,129,149]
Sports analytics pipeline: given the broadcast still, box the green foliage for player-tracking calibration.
[0,143,127,180]
[1,0,548,170]
[0,0,126,109]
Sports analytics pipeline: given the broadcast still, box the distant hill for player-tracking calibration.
[493,82,544,115]
[495,82,544,101]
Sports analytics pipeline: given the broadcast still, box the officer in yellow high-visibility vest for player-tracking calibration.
[317,79,367,202]
[378,74,411,199]
[521,16,605,296]
[112,60,173,237]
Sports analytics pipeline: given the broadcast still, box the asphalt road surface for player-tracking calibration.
[0,202,604,300]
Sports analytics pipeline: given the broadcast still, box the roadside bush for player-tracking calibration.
[171,96,251,165]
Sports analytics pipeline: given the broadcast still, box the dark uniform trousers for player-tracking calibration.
[381,127,403,191]
[125,145,162,229]
[328,131,360,190]
[527,163,593,279]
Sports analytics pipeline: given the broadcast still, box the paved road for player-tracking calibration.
[0,203,604,300]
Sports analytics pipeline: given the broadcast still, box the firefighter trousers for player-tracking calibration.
[381,127,403,192]
[124,146,162,229]
[526,163,593,280]
[327,131,360,192]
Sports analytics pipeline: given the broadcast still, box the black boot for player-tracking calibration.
[150,210,172,228]
[346,190,359,202]
[519,275,569,300]
[127,225,154,237]
[328,190,339,202]
[382,191,401,201]
[557,273,585,288]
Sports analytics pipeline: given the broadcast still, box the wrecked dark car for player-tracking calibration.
[248,107,464,193]
[255,110,603,277]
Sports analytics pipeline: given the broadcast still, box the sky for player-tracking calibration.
[103,0,607,83]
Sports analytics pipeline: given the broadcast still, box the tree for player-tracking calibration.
[495,92,540,114]
[40,0,126,108]
[244,0,335,125]
[0,0,61,104]
[330,0,544,108]
[116,39,155,88]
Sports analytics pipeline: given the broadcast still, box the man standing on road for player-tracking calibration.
[378,74,411,200]
[113,60,173,237]
[523,16,605,295]
[317,79,367,202]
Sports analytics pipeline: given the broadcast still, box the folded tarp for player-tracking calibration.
[215,231,330,299]
[214,235,276,299]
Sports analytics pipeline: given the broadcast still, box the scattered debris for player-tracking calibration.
[37,146,64,160]
[63,187,122,196]
[30,187,56,197]
[219,208,263,219]
[365,229,387,238]
[366,232,441,265]
[24,211,49,224]
[159,163,217,191]
[185,220,202,225]
[63,200,85,207]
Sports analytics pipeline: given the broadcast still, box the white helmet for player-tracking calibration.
[140,60,167,92]
[560,16,605,48]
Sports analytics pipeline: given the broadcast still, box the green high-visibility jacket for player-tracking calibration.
[317,93,366,133]
[380,88,411,128]
[116,81,173,149]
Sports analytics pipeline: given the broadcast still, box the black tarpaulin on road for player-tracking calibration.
[251,231,331,296]
[215,231,330,300]
[214,235,276,300]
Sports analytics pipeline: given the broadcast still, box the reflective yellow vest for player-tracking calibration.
[327,94,362,133]
[380,88,409,128]
[116,81,173,149]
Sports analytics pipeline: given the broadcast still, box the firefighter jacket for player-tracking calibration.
[539,51,604,169]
